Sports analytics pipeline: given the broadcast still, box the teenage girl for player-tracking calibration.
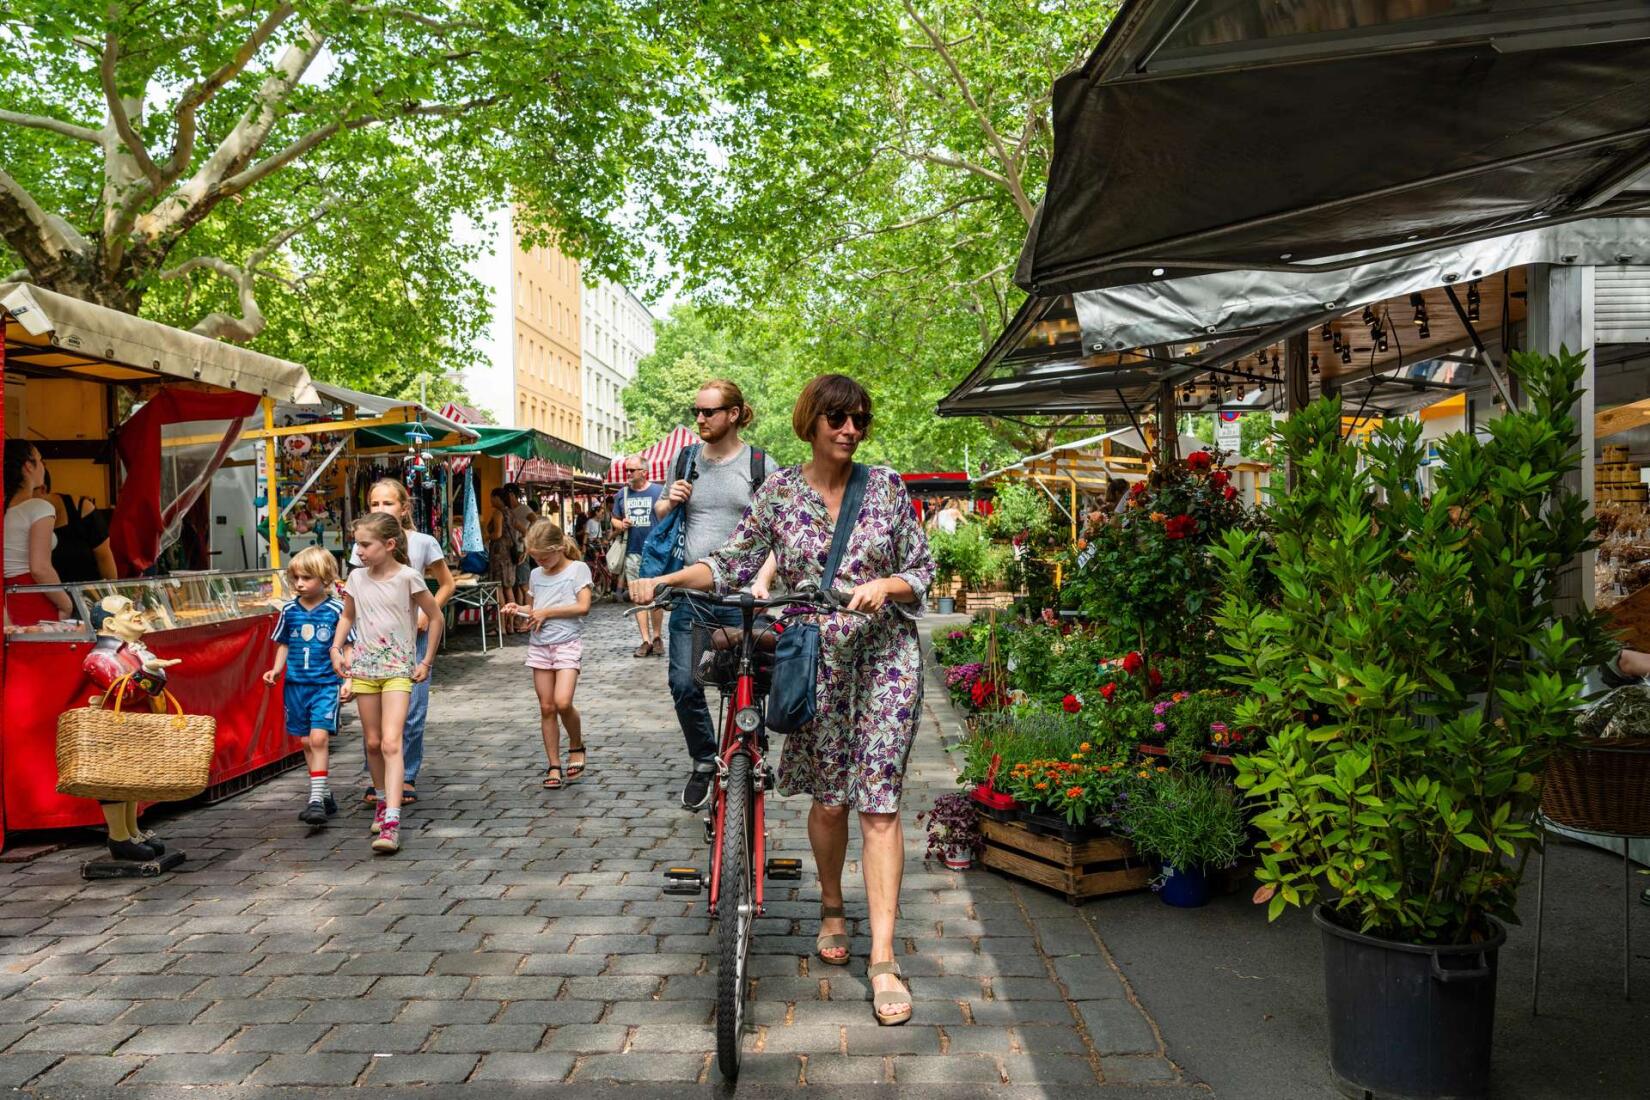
[501,521,591,790]
[333,513,444,854]
[353,478,455,804]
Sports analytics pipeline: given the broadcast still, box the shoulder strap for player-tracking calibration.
[748,447,765,487]
[821,464,870,592]
[673,444,701,484]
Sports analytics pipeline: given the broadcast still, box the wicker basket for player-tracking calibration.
[1539,736,1650,837]
[55,677,217,803]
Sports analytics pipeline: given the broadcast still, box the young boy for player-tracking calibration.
[263,547,352,824]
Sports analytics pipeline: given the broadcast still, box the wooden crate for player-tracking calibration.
[979,817,1153,905]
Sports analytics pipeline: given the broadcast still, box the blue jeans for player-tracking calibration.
[669,601,743,766]
[361,630,430,786]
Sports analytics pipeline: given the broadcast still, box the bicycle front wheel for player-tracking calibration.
[716,752,755,1080]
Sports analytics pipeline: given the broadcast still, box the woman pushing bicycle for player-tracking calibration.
[630,373,935,1028]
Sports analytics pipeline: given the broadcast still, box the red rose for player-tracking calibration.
[970,680,990,706]
[1122,651,1144,675]
[1130,481,1148,496]
[1164,514,1198,540]
[1186,451,1213,471]
[1062,693,1082,713]
[1100,682,1117,702]
[1211,469,1230,487]
[1148,668,1163,690]
[1222,484,1237,501]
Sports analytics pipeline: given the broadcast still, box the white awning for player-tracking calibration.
[1,282,317,403]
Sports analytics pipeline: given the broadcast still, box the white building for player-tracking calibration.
[582,278,655,459]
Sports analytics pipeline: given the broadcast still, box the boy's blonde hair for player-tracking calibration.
[525,519,579,559]
[287,545,339,585]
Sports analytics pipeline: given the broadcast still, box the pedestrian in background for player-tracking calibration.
[486,487,523,634]
[611,458,664,655]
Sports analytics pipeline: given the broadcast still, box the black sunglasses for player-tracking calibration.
[822,409,872,431]
[690,403,734,419]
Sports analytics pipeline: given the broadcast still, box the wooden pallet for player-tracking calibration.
[979,816,1153,905]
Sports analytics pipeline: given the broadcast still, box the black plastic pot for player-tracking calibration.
[1315,906,1506,1100]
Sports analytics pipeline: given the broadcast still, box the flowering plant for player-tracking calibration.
[1003,741,1134,825]
[917,791,983,860]
[1120,769,1245,873]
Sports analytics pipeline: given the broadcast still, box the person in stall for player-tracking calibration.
[35,469,117,582]
[5,439,74,625]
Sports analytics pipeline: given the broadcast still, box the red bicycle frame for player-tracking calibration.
[706,663,766,915]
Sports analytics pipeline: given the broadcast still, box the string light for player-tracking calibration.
[1320,321,1332,340]
[1467,280,1481,322]
[1377,330,1389,353]
[1332,329,1342,353]
[1362,305,1376,326]
[1310,353,1321,376]
[1341,343,1352,365]
[1410,292,1427,327]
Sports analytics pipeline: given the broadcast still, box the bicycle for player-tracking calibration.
[629,582,859,1080]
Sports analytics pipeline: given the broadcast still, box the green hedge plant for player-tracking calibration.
[1214,347,1613,945]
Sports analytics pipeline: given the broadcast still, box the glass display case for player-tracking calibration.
[3,569,284,642]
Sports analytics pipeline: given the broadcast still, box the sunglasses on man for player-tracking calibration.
[689,403,735,419]
[822,409,872,431]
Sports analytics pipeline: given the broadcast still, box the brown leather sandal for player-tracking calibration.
[816,904,850,966]
[868,960,912,1026]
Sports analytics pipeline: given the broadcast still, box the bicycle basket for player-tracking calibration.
[689,616,779,691]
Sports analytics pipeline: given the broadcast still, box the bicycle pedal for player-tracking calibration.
[662,867,703,895]
[765,857,803,881]
[763,766,777,790]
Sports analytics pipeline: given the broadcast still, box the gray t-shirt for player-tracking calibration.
[528,560,592,645]
[683,445,778,565]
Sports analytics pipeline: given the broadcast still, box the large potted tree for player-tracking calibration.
[1212,348,1613,1099]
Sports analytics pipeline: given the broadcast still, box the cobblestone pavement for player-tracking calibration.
[0,604,1203,1096]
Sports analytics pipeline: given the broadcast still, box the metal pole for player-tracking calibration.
[1284,333,1310,489]
[262,397,281,577]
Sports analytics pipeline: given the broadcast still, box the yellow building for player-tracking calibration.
[511,226,583,444]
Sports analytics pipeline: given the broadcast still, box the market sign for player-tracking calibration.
[1217,411,1242,453]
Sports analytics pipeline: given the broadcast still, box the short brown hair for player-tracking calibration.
[792,374,873,442]
[700,378,754,429]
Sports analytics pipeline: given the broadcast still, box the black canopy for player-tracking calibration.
[1019,0,1650,296]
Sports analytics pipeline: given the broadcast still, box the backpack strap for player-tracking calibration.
[749,447,766,489]
[673,444,701,485]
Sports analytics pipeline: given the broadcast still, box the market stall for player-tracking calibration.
[607,426,696,484]
[2,282,318,841]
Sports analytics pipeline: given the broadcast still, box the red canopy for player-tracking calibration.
[607,426,697,484]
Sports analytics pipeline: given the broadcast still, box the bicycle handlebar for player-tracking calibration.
[626,583,865,618]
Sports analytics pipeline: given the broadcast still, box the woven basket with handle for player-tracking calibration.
[55,675,217,803]
[1539,736,1650,837]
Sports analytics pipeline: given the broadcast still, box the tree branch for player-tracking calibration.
[819,194,991,250]
[906,148,1012,190]
[160,2,298,183]
[0,108,103,145]
[0,167,92,279]
[100,30,163,191]
[901,0,1036,225]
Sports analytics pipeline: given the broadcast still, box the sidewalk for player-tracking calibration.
[0,605,1200,1096]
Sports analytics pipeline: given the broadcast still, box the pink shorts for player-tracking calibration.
[526,638,583,671]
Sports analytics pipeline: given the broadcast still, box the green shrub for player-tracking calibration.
[1121,770,1245,872]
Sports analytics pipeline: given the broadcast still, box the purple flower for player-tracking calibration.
[1153,722,1166,733]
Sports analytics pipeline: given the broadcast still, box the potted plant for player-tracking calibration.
[1212,348,1613,1099]
[1119,769,1244,907]
[927,527,963,613]
[918,791,982,870]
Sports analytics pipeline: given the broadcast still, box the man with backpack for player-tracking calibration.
[656,379,777,810]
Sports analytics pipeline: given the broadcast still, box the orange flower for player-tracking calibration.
[1098,765,1112,773]
[1149,511,1166,523]
[1066,786,1084,799]
[1034,781,1049,791]
[1079,742,1091,753]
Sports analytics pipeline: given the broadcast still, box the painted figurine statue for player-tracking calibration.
[80,595,182,861]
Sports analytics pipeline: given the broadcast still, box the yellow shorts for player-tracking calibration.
[350,676,414,695]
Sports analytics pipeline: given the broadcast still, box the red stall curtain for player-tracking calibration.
[109,389,259,576]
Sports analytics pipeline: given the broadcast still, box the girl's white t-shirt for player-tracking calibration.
[4,497,56,577]
[528,560,592,646]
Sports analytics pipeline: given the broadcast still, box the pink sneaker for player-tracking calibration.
[371,801,386,835]
[372,820,401,854]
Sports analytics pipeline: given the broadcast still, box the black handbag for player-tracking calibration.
[767,463,869,734]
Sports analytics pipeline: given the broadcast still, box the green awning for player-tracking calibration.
[428,426,544,458]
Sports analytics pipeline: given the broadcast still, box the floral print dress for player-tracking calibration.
[702,465,935,813]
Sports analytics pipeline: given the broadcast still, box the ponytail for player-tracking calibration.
[353,512,410,565]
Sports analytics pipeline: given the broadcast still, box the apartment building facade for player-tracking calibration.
[581,278,656,459]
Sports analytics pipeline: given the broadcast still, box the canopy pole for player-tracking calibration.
[1284,333,1311,489]
[1156,378,1179,465]
[262,397,281,578]
[1115,388,1151,469]
[1442,283,1517,411]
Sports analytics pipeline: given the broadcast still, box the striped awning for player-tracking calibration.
[607,426,697,483]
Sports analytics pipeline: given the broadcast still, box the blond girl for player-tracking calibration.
[502,521,591,790]
[333,513,444,853]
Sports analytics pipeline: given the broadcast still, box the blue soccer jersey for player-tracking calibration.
[272,597,345,684]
